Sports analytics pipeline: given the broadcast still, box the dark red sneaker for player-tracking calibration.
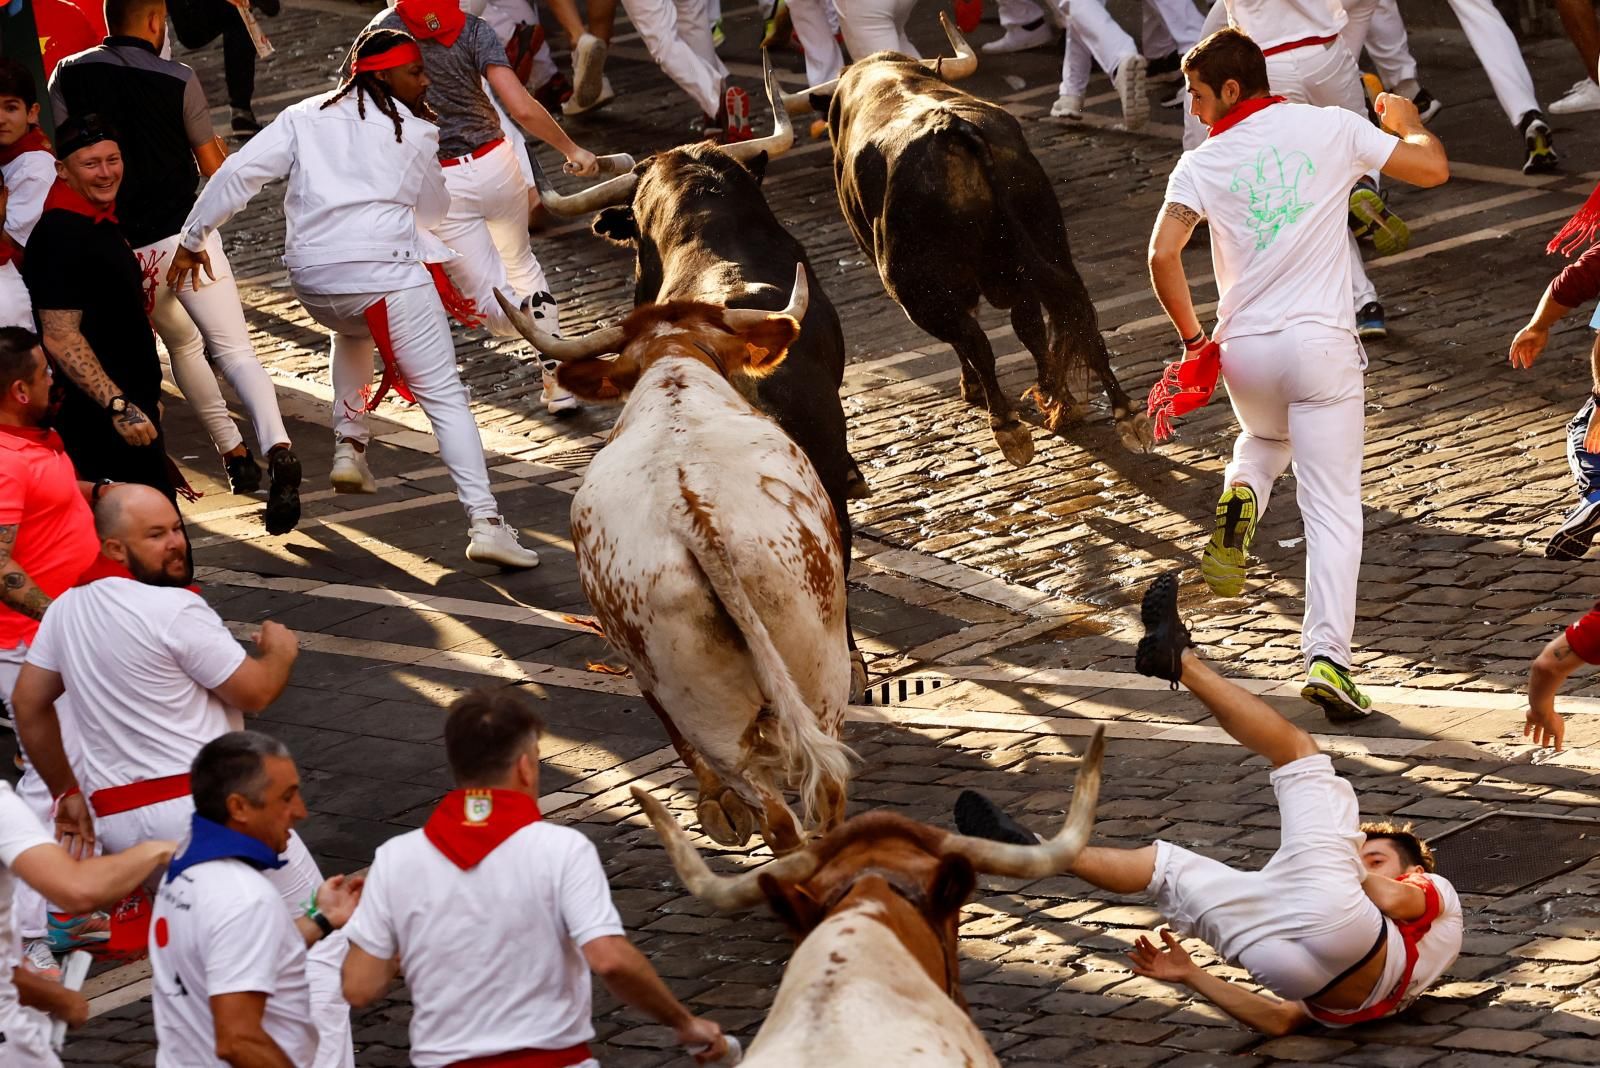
[724,86,753,144]
[534,72,574,113]
[954,0,983,34]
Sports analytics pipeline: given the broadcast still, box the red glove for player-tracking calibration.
[1146,338,1221,442]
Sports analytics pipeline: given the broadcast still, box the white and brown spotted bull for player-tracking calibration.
[631,726,1105,1066]
[790,14,1154,466]
[496,269,852,855]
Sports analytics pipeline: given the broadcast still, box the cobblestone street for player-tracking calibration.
[44,2,1600,1064]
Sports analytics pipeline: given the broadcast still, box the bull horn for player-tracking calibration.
[941,726,1104,879]
[632,786,819,910]
[531,160,640,218]
[493,288,627,361]
[920,11,978,81]
[724,263,809,330]
[723,53,795,163]
[781,78,836,117]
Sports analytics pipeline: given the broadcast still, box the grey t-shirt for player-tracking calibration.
[372,12,509,158]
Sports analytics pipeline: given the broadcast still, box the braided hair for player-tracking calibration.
[324,28,433,143]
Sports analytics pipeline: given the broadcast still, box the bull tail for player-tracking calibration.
[670,471,853,828]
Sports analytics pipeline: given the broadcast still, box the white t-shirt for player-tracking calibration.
[344,821,625,1067]
[1225,0,1345,49]
[1164,102,1398,342]
[25,578,247,796]
[151,858,318,1067]
[2,148,57,247]
[0,783,56,1027]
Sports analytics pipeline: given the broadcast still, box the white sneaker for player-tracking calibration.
[981,21,1054,54]
[21,939,59,980]
[540,358,581,416]
[1550,78,1600,114]
[1049,94,1083,120]
[1159,83,1185,108]
[571,33,608,110]
[329,440,376,494]
[1114,54,1149,131]
[563,75,615,117]
[466,517,541,569]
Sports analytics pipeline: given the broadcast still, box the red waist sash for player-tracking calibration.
[448,1043,592,1068]
[1263,34,1337,56]
[91,774,191,817]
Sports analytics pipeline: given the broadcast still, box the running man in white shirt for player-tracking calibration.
[0,782,174,1066]
[169,28,543,569]
[342,687,728,1068]
[152,732,363,1068]
[9,484,358,1068]
[1147,27,1448,719]
[955,574,1465,1035]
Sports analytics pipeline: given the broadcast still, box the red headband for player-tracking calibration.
[353,41,423,73]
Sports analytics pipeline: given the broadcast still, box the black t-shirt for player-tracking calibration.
[49,37,213,248]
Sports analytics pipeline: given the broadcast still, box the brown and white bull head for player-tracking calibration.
[494,265,810,402]
[632,726,1104,1006]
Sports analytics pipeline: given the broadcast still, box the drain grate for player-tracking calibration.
[1429,812,1600,895]
[862,675,946,706]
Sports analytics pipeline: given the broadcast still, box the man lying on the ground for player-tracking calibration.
[954,574,1463,1035]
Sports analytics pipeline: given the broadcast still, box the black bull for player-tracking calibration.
[824,52,1154,464]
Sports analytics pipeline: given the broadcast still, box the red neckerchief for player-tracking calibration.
[395,0,466,47]
[1146,339,1221,441]
[1206,95,1287,139]
[42,179,116,224]
[72,552,201,593]
[1306,874,1443,1026]
[423,789,541,870]
[0,423,64,451]
[0,127,51,167]
[1550,182,1600,256]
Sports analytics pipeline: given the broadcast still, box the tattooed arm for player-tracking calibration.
[0,524,51,621]
[37,309,157,446]
[1526,632,1584,751]
[1148,201,1205,347]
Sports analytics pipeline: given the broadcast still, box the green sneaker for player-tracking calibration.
[1201,485,1257,598]
[1301,657,1373,723]
[1348,184,1410,257]
[711,19,725,47]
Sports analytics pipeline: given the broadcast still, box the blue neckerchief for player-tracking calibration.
[166,814,287,882]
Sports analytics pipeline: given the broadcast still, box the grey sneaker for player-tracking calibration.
[1114,54,1149,131]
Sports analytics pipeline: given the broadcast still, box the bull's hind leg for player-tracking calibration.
[903,301,1035,466]
[1042,274,1154,453]
[644,693,758,846]
[1013,300,1085,435]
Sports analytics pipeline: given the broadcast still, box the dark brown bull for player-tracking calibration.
[810,14,1154,466]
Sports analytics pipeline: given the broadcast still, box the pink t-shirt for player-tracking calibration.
[0,425,100,650]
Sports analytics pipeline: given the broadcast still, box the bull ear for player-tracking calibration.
[593,207,639,245]
[929,855,977,918]
[556,353,640,401]
[732,314,801,376]
[741,150,770,184]
[760,872,824,934]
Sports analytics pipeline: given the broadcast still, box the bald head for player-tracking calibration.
[94,484,191,587]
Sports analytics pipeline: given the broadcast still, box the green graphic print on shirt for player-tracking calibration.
[1229,147,1317,250]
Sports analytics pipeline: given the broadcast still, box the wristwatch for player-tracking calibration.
[106,395,129,416]
[305,904,334,939]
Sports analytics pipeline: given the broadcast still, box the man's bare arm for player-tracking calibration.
[1361,871,1428,922]
[1128,931,1310,1035]
[1148,202,1204,345]
[37,309,157,445]
[0,524,51,622]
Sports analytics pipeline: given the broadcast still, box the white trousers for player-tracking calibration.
[136,231,290,457]
[619,0,727,115]
[835,0,919,60]
[789,0,844,84]
[433,140,558,337]
[97,796,354,1068]
[1220,325,1366,669]
[1059,0,1204,96]
[0,263,31,331]
[296,283,500,521]
[1357,0,1537,127]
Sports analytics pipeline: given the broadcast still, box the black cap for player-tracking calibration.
[54,114,119,161]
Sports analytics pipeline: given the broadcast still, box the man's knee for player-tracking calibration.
[1279,724,1321,766]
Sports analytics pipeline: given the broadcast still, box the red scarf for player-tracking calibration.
[73,552,200,593]
[1550,182,1600,257]
[1146,339,1221,441]
[0,127,51,167]
[42,179,116,224]
[395,0,466,47]
[1206,95,1286,138]
[423,789,541,870]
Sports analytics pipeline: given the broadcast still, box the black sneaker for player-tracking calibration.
[1146,50,1182,81]
[1519,111,1559,175]
[1136,572,1191,687]
[1547,497,1600,560]
[224,449,262,494]
[232,108,262,139]
[953,791,1040,844]
[1356,301,1387,340]
[1413,88,1441,124]
[264,446,302,535]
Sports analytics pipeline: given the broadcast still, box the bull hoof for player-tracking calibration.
[992,422,1035,467]
[846,469,873,500]
[849,650,868,703]
[959,375,983,406]
[697,790,757,847]
[1117,411,1156,454]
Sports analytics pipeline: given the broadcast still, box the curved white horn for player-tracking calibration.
[724,264,810,329]
[531,164,641,217]
[920,11,978,81]
[493,288,627,361]
[723,53,795,163]
[781,77,836,117]
[632,786,819,910]
[941,726,1104,879]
